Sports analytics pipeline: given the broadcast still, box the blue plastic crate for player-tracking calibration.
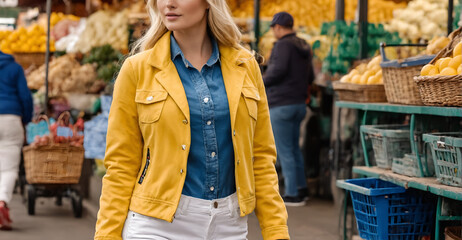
[338,178,435,240]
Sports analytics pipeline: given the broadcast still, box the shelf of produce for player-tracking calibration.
[353,166,462,201]
[336,101,462,117]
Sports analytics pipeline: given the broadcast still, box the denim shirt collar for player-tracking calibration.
[170,33,220,68]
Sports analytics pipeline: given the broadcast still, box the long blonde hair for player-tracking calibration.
[131,0,242,53]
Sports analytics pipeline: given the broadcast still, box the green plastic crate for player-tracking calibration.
[392,153,435,177]
[423,133,462,187]
[361,125,412,169]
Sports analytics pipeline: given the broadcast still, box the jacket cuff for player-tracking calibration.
[262,225,290,240]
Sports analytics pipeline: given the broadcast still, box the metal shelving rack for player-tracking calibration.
[335,101,462,240]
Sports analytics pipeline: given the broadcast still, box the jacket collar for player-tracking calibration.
[278,32,296,41]
[147,31,247,69]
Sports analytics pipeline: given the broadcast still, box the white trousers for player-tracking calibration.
[122,193,248,240]
[0,115,24,204]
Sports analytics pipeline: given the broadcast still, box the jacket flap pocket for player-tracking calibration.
[241,87,260,101]
[135,91,168,104]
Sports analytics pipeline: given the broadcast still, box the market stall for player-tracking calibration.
[331,2,462,238]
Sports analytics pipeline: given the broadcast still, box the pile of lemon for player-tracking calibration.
[340,56,383,85]
[0,24,55,54]
[421,42,462,76]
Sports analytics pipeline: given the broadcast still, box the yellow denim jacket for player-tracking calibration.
[94,31,289,240]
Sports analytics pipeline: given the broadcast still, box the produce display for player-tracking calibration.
[82,44,124,83]
[228,0,407,32]
[426,36,450,55]
[228,0,336,32]
[73,10,129,53]
[344,0,407,24]
[339,56,383,85]
[420,41,462,76]
[385,0,456,41]
[318,21,401,74]
[50,12,80,27]
[26,54,104,96]
[31,117,84,147]
[0,24,54,54]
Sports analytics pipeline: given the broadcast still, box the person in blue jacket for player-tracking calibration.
[0,51,33,230]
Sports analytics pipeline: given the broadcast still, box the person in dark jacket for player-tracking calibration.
[0,51,33,230]
[263,12,314,207]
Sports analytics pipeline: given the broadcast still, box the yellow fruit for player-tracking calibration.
[449,55,462,70]
[17,27,27,35]
[420,64,439,76]
[435,37,450,51]
[367,56,381,69]
[458,64,462,74]
[453,41,462,57]
[356,63,367,74]
[349,69,359,76]
[360,70,374,85]
[30,46,40,52]
[367,75,377,85]
[340,75,351,83]
[440,67,457,76]
[375,70,383,78]
[351,75,361,84]
[437,58,452,72]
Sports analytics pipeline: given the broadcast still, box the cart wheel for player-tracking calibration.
[27,185,35,216]
[70,191,82,218]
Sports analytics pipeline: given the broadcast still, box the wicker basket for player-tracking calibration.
[380,43,434,105]
[332,81,387,103]
[12,53,46,69]
[23,144,84,184]
[445,226,462,240]
[414,27,462,107]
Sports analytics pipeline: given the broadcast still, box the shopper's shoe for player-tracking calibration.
[0,201,12,231]
[298,188,310,201]
[282,196,306,207]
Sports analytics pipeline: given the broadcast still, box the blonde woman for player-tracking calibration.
[94,0,289,239]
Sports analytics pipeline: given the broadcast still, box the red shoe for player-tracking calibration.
[0,201,12,230]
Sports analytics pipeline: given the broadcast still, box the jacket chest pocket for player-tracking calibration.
[241,87,260,121]
[135,90,168,124]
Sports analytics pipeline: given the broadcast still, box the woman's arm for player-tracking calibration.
[94,59,143,240]
[250,59,290,240]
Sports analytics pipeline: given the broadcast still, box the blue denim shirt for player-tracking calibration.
[170,34,235,200]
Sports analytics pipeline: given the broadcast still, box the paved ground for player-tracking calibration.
[3,193,338,240]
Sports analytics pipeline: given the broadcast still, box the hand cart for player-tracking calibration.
[22,113,85,218]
